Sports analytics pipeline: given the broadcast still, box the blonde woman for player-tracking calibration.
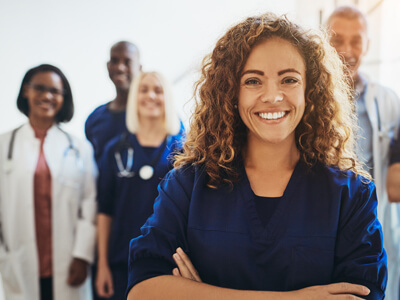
[94,71,183,299]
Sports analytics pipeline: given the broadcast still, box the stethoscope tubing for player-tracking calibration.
[7,125,79,161]
[114,132,168,178]
[7,125,23,160]
[2,124,79,250]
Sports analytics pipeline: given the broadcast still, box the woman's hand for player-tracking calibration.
[95,262,114,297]
[172,247,202,282]
[171,248,369,299]
[289,282,370,299]
[67,258,88,286]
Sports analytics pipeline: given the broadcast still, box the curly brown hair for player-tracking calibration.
[175,12,367,188]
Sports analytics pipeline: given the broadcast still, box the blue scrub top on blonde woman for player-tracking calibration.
[127,160,387,299]
[97,133,183,267]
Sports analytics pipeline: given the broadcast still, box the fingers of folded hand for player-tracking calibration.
[173,247,202,282]
[296,282,370,299]
[172,267,181,276]
[327,282,370,296]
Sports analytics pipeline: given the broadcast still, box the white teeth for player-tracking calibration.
[344,59,356,66]
[38,102,53,108]
[114,74,127,80]
[258,111,286,120]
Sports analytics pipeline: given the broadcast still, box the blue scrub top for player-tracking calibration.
[97,133,184,267]
[85,103,186,164]
[85,103,126,163]
[127,160,387,299]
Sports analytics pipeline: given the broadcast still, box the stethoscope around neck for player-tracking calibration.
[114,131,168,180]
[114,132,135,178]
[4,125,80,174]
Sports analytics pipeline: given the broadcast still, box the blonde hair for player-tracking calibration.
[126,72,180,135]
[174,12,368,188]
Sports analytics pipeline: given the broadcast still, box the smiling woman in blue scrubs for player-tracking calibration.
[94,71,183,299]
[126,13,387,300]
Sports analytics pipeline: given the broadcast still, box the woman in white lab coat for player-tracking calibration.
[0,64,97,300]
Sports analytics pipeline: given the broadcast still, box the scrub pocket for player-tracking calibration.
[290,245,334,290]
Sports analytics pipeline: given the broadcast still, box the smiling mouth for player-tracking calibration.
[37,101,55,108]
[258,111,288,120]
[343,58,357,67]
[113,74,129,81]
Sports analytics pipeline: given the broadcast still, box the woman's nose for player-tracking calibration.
[42,90,54,100]
[260,82,283,103]
[147,90,156,99]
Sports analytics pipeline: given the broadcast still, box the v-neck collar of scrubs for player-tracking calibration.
[131,134,168,165]
[238,159,305,242]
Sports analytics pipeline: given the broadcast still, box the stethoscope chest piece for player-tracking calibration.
[115,147,135,178]
[139,165,154,180]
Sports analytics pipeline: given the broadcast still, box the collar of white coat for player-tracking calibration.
[20,122,60,141]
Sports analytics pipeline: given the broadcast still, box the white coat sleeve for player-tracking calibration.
[71,140,98,263]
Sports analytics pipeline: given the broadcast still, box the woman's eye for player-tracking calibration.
[244,78,260,85]
[330,38,342,47]
[283,78,299,84]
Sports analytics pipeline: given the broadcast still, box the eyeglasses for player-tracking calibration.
[28,83,64,96]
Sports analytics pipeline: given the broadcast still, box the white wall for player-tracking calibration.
[379,0,400,96]
[0,0,297,138]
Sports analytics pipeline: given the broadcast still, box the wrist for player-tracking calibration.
[73,257,89,263]
[97,259,110,268]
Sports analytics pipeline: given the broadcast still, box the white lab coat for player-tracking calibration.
[364,79,400,300]
[0,123,97,300]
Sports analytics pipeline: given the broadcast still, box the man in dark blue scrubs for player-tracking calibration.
[85,41,142,163]
[85,41,141,300]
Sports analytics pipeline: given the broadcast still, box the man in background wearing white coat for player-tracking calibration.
[327,6,400,300]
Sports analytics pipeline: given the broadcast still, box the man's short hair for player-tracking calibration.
[326,6,368,32]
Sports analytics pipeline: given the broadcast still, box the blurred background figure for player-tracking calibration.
[94,71,184,299]
[0,64,97,300]
[85,41,142,163]
[326,6,400,300]
[85,41,141,300]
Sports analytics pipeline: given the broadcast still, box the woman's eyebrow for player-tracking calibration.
[241,68,301,77]
[278,68,301,76]
[241,69,264,77]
